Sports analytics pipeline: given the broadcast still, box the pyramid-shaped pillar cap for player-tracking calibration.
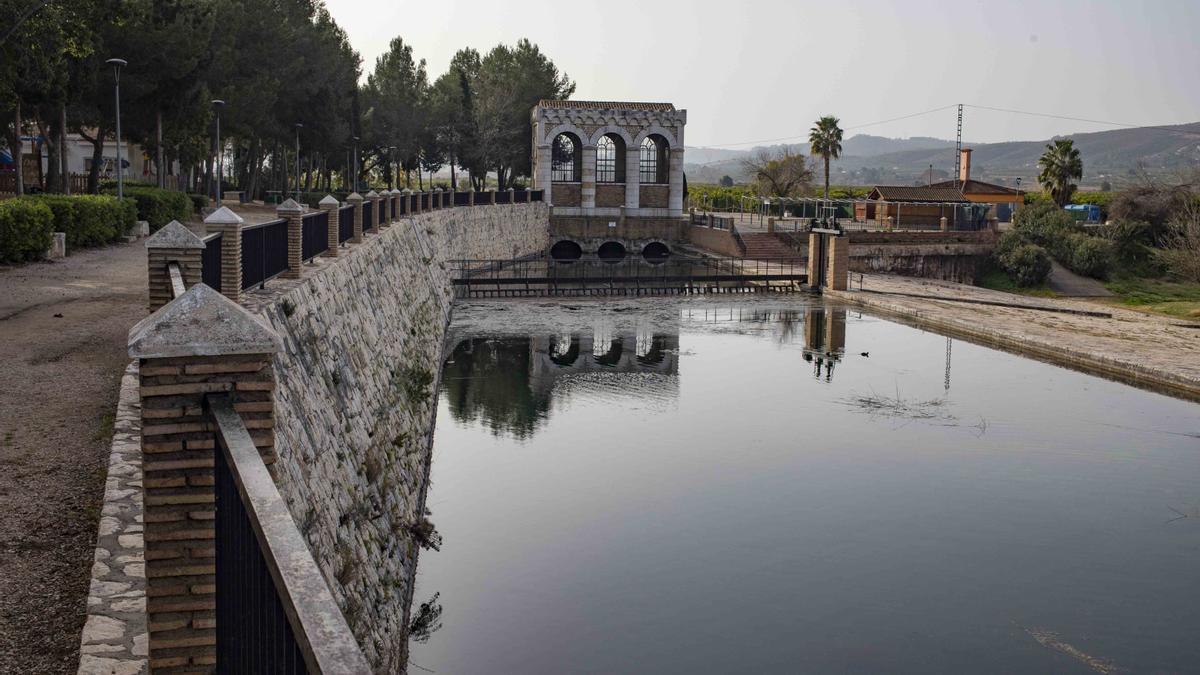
[146,220,204,250]
[277,198,304,215]
[204,206,245,226]
[318,194,340,207]
[129,283,281,359]
[389,188,401,195]
[402,188,413,194]
[365,190,379,198]
[346,192,363,202]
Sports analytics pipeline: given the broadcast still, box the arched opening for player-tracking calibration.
[597,241,626,263]
[596,133,626,183]
[550,240,582,262]
[593,337,624,367]
[641,241,670,264]
[551,132,582,182]
[549,334,580,367]
[639,134,669,184]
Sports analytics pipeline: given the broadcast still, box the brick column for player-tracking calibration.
[828,235,849,291]
[413,190,422,214]
[321,195,340,258]
[488,189,496,205]
[625,149,640,211]
[364,190,379,234]
[128,284,281,672]
[278,198,304,279]
[667,147,685,215]
[468,189,475,207]
[346,192,363,244]
[508,187,515,205]
[203,206,245,304]
[146,220,205,311]
[807,232,823,289]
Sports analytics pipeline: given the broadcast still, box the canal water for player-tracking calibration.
[408,298,1200,674]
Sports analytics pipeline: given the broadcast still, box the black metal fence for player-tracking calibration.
[240,219,289,291]
[495,190,512,205]
[215,446,308,673]
[454,191,470,206]
[202,233,223,291]
[362,201,373,234]
[338,204,354,244]
[301,211,328,261]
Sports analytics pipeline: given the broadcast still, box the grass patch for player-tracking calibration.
[1104,275,1200,319]
[92,412,115,443]
[978,268,1058,298]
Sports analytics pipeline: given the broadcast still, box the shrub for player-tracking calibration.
[1066,234,1114,279]
[0,199,55,263]
[101,185,190,231]
[1000,243,1052,287]
[995,231,1024,260]
[186,193,209,213]
[24,194,136,248]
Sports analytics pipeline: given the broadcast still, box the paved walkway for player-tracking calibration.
[827,274,1200,401]
[1046,260,1114,297]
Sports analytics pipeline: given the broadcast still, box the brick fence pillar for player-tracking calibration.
[347,192,364,243]
[414,190,422,215]
[128,283,281,672]
[364,190,379,234]
[321,194,340,258]
[488,189,496,205]
[278,198,305,279]
[146,220,204,312]
[468,189,475,207]
[432,188,441,210]
[204,206,245,304]
[807,232,823,289]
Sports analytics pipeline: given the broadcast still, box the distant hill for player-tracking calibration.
[685,123,1200,188]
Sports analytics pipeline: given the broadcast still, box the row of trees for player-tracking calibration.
[1,0,573,198]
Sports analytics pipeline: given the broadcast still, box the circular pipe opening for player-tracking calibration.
[641,242,670,264]
[550,240,583,262]
[597,241,626,263]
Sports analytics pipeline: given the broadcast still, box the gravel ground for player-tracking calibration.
[0,241,147,674]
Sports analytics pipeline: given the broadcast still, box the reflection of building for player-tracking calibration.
[443,331,679,438]
[803,307,846,381]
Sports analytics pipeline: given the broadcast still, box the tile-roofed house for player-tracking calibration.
[865,186,969,203]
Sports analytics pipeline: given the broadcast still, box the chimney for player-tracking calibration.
[959,148,972,184]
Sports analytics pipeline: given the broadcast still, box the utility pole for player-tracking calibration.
[954,103,963,190]
[294,123,303,199]
[211,99,225,204]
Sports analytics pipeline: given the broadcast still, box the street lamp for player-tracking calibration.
[211,99,225,204]
[352,136,359,192]
[388,146,396,190]
[106,58,128,200]
[294,123,303,199]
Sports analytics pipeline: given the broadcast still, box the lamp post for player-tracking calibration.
[106,58,128,200]
[211,99,225,204]
[352,136,359,192]
[1014,177,1022,222]
[294,123,303,199]
[388,146,396,190]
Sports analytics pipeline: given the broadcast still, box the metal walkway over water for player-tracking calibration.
[449,256,809,298]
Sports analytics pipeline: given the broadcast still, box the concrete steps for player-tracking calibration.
[740,233,796,259]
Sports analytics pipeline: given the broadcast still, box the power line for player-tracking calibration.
[695,104,957,150]
[963,104,1200,138]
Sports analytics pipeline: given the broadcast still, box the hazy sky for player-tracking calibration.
[323,0,1200,148]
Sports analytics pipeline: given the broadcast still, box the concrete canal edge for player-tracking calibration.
[826,288,1200,402]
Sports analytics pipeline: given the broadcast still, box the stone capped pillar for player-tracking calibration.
[203,206,245,304]
[403,188,413,215]
[346,192,364,243]
[277,198,305,279]
[624,149,640,211]
[468,189,475,207]
[146,220,205,311]
[320,194,340,258]
[413,190,422,214]
[364,190,380,234]
[828,235,849,291]
[488,189,496,205]
[127,283,281,672]
[667,147,685,215]
[581,144,597,210]
[389,188,401,223]
[534,143,553,203]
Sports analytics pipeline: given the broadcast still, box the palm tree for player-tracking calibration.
[1037,139,1083,206]
[809,115,843,199]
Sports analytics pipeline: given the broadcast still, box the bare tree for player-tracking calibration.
[740,146,812,198]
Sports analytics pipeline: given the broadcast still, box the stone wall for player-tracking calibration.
[254,203,548,672]
[639,184,669,209]
[685,225,743,257]
[552,183,581,207]
[595,184,626,208]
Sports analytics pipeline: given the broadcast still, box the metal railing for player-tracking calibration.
[448,255,807,298]
[241,218,290,291]
[301,211,328,261]
[729,222,748,256]
[337,204,354,244]
[202,232,223,291]
[210,395,370,674]
[495,190,512,205]
[362,201,373,234]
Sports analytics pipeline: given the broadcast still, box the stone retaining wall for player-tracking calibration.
[255,203,548,671]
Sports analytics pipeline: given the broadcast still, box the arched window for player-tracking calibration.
[596,134,625,183]
[639,135,669,184]
[551,133,581,182]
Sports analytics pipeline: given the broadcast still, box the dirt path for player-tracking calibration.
[1046,260,1114,297]
[0,241,147,674]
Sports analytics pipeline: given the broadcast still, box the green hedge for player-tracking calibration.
[24,194,137,248]
[101,185,190,231]
[187,193,209,213]
[0,199,55,263]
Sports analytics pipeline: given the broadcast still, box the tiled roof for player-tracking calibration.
[867,186,969,202]
[928,179,1022,196]
[537,100,676,112]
